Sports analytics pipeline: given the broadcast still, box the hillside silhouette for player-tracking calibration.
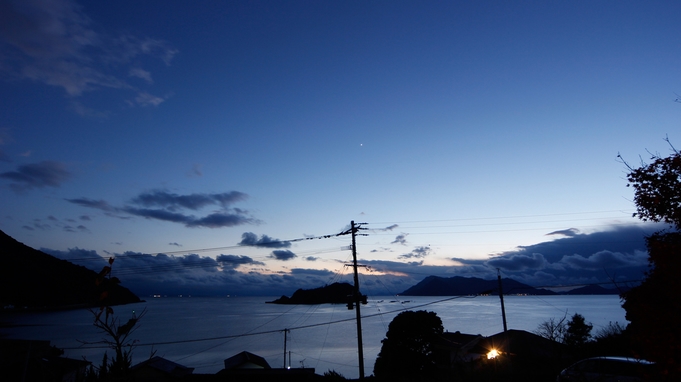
[401,275,556,296]
[0,230,140,309]
[267,282,367,305]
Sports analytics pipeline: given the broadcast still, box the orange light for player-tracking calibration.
[487,349,499,359]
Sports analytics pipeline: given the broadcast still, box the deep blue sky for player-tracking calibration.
[1,0,678,296]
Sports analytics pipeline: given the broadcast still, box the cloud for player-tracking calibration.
[0,161,71,192]
[24,219,51,231]
[305,256,319,261]
[398,245,432,260]
[130,190,247,211]
[132,92,166,107]
[358,225,656,292]
[66,197,117,212]
[44,247,347,296]
[479,225,657,286]
[188,164,202,177]
[42,247,103,268]
[371,224,398,232]
[121,207,191,224]
[239,232,291,248]
[0,0,176,107]
[290,268,335,277]
[546,228,580,237]
[169,242,182,247]
[487,253,548,271]
[20,215,92,232]
[269,250,297,261]
[559,250,648,270]
[120,207,255,228]
[129,67,152,83]
[391,233,408,245]
[185,212,255,228]
[66,189,257,228]
[216,254,265,269]
[40,224,657,297]
[63,224,89,233]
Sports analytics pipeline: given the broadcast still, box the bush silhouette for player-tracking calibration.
[373,310,443,381]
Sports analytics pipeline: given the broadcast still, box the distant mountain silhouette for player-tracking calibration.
[267,282,367,305]
[0,230,141,309]
[563,284,624,295]
[400,276,557,296]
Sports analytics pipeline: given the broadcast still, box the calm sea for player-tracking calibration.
[0,295,626,379]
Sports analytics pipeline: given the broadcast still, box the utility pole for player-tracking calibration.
[283,328,289,368]
[350,221,366,379]
[497,268,508,333]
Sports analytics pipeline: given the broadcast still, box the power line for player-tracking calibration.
[49,213,657,282]
[55,210,652,267]
[60,209,643,262]
[63,295,474,351]
[371,215,635,230]
[367,209,636,225]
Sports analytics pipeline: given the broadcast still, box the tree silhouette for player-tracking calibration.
[621,140,681,379]
[622,140,681,228]
[534,314,567,343]
[563,313,592,349]
[373,310,444,381]
[81,257,146,380]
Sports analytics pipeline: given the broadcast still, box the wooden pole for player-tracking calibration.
[351,221,365,379]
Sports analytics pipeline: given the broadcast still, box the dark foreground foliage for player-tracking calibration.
[621,143,681,379]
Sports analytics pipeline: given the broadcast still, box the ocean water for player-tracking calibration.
[0,295,626,379]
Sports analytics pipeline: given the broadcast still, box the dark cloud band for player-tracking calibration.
[239,232,291,248]
[66,189,256,228]
[1,161,71,192]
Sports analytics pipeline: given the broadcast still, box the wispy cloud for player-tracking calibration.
[546,228,580,237]
[129,67,153,83]
[63,224,89,233]
[0,161,71,192]
[20,214,91,233]
[130,190,247,211]
[188,164,203,177]
[66,189,258,228]
[66,198,117,212]
[398,245,431,260]
[131,92,166,107]
[391,233,408,245]
[371,224,399,232]
[0,0,177,108]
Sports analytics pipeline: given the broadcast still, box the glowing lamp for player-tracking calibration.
[487,349,499,359]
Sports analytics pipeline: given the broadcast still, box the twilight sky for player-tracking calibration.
[1,0,679,296]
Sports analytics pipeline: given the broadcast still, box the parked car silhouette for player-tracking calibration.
[556,356,654,382]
